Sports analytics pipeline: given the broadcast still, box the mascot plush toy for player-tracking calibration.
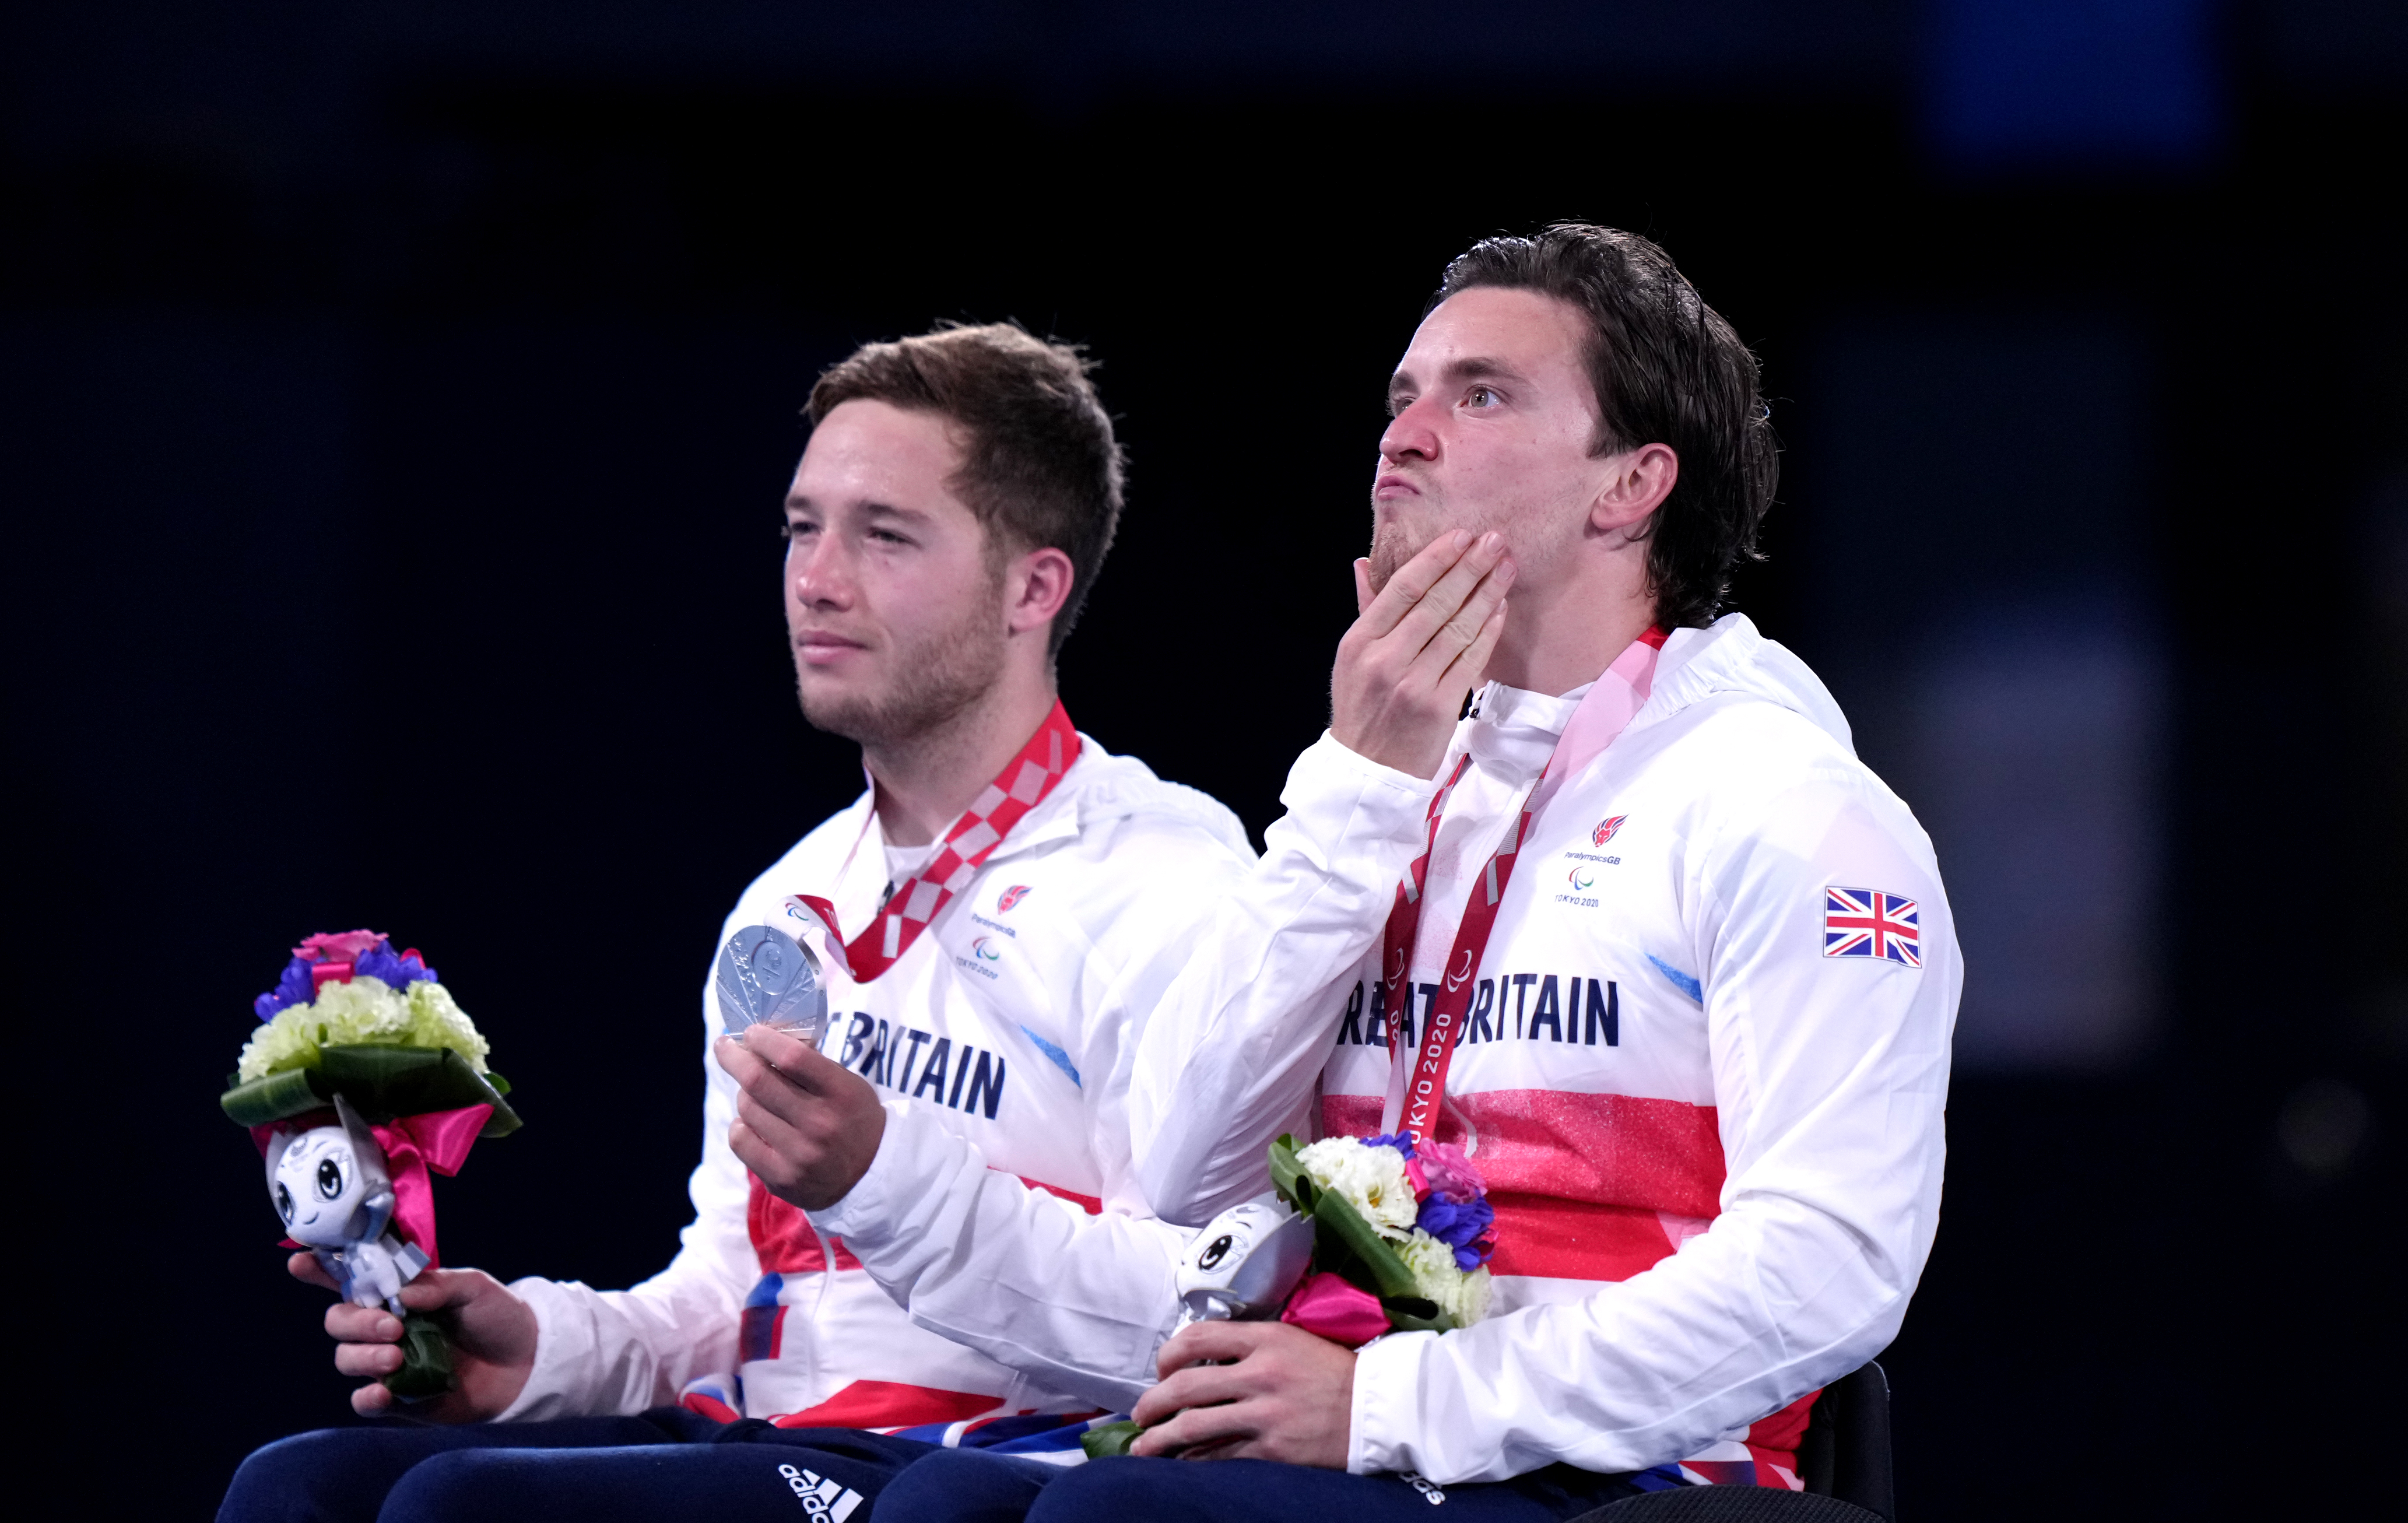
[222,931,519,1399]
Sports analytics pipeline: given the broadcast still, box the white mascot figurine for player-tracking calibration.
[1170,1198,1315,1329]
[265,1094,431,1315]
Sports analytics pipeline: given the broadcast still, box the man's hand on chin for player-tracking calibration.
[1128,1321,1357,1468]
[717,1025,887,1211]
[1330,529,1515,780]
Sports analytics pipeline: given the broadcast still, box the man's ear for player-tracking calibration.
[1589,443,1679,535]
[1005,546,1077,637]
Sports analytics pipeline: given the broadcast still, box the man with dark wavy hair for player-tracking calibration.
[887,224,1960,1523]
[1361,227,1778,637]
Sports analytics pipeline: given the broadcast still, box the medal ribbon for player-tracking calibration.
[1381,628,1668,1142]
[786,700,1082,982]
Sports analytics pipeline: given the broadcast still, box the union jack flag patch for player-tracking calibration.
[1823,886,1921,967]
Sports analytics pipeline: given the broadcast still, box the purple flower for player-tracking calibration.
[1414,1194,1495,1269]
[253,954,318,1020]
[355,941,437,989]
[1363,1132,1417,1159]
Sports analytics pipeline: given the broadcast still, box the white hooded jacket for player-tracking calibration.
[494,737,1255,1430]
[1131,615,1961,1485]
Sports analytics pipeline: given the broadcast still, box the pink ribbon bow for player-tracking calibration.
[1279,1272,1392,1347]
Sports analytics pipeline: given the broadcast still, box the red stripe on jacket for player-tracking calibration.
[770,1380,1003,1430]
[1322,1088,1817,1482]
[748,1180,862,1272]
[1322,1088,1725,1223]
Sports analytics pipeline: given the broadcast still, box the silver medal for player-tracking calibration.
[714,923,828,1045]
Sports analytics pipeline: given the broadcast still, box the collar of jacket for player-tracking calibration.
[836,732,1125,878]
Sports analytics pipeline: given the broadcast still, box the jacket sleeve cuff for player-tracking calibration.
[807,1099,954,1247]
[489,1275,596,1423]
[1290,731,1442,812]
[1346,1329,1437,1475]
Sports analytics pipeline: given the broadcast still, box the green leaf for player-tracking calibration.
[1310,1188,1420,1302]
[1080,1420,1142,1460]
[1267,1134,1316,1213]
[220,1066,324,1127]
[220,1046,521,1136]
[1379,1296,1455,1334]
[380,1311,457,1400]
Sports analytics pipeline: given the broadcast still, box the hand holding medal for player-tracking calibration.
[714,921,829,1047]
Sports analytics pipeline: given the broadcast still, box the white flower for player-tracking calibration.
[236,1007,321,1083]
[1396,1230,1494,1326]
[402,981,490,1071]
[1296,1136,1419,1238]
[235,975,491,1083]
[308,975,413,1041]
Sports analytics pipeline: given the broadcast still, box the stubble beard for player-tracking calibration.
[795,584,1008,753]
[1366,514,1415,596]
[1367,483,1510,595]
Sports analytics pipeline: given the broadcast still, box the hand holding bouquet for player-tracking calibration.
[1084,1131,1496,1459]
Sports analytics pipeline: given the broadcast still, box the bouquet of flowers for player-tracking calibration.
[1083,1131,1496,1457]
[1268,1131,1495,1341]
[226,929,512,1119]
[223,930,519,1399]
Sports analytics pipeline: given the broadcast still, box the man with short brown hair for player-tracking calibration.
[804,322,1123,661]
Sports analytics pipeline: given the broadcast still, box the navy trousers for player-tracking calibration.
[874,1447,1654,1523]
[217,1410,936,1523]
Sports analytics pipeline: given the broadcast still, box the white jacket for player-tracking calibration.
[1131,615,1960,1485]
[497,737,1255,1427]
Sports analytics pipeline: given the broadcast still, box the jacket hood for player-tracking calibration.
[1642,613,1855,756]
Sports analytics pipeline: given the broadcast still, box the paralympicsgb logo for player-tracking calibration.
[1592,815,1627,847]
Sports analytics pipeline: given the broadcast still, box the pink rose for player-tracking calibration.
[1418,1140,1488,1203]
[294,929,385,963]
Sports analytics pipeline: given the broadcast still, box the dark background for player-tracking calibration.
[5,4,2402,1518]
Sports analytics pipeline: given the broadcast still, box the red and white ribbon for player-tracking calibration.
[788,701,1082,983]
